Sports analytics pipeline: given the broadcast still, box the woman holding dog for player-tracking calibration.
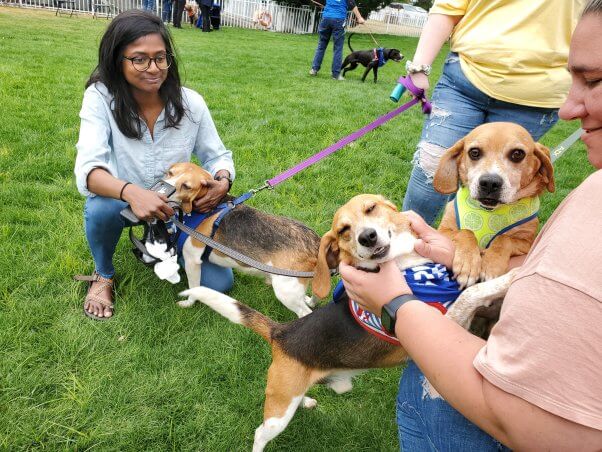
[402,0,586,225]
[340,1,602,448]
[74,10,235,320]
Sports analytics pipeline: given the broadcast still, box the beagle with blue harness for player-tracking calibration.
[164,162,321,318]
[180,193,517,451]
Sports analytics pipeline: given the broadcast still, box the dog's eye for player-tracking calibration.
[167,170,174,177]
[365,204,376,214]
[468,148,481,160]
[337,225,350,236]
[182,183,191,190]
[509,149,526,162]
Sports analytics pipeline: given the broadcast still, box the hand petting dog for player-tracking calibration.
[192,177,229,212]
[340,210,456,316]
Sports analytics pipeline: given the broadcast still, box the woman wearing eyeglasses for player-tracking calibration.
[74,10,235,320]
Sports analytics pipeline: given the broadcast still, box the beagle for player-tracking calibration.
[433,122,555,288]
[164,162,320,317]
[181,194,516,451]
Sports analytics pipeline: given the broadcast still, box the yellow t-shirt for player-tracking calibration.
[430,0,586,108]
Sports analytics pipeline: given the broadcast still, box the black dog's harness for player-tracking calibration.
[372,48,387,67]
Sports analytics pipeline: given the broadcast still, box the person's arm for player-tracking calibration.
[340,215,601,449]
[190,91,235,212]
[393,300,602,451]
[87,169,174,222]
[408,13,462,91]
[351,6,365,24]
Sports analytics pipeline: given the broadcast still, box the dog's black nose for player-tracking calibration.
[478,174,503,195]
[358,228,378,247]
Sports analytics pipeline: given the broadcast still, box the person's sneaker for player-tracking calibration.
[332,74,345,81]
[309,69,318,76]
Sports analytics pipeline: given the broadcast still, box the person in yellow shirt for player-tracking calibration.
[402,0,585,225]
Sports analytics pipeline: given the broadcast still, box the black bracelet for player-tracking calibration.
[119,182,132,202]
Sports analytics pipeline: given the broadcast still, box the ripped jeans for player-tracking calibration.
[396,361,511,452]
[402,53,559,225]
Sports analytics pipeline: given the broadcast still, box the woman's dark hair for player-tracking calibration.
[86,10,185,139]
[584,0,602,16]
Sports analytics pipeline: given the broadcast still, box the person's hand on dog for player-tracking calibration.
[340,260,411,317]
[405,210,455,268]
[124,184,175,222]
[409,71,429,93]
[193,178,229,212]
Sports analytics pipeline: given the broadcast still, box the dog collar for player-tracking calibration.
[454,186,540,249]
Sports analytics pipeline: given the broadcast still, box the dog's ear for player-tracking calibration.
[433,138,465,194]
[312,230,339,299]
[534,143,555,193]
[378,196,398,212]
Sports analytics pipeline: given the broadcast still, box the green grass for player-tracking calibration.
[0,7,594,451]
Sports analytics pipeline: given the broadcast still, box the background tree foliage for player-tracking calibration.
[273,0,433,20]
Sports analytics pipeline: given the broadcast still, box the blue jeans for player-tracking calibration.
[161,0,172,22]
[402,53,559,225]
[397,361,511,452]
[311,17,346,77]
[142,0,155,11]
[84,196,233,292]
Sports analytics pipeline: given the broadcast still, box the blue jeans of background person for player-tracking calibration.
[142,0,155,11]
[84,196,233,293]
[311,17,346,77]
[161,0,172,22]
[397,361,511,452]
[402,52,559,225]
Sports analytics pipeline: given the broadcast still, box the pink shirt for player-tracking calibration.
[474,170,602,430]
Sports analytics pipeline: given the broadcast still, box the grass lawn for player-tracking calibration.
[0,6,594,451]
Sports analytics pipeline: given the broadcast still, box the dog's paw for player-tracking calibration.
[480,251,509,281]
[305,295,318,308]
[452,247,482,289]
[301,397,318,409]
[177,297,196,308]
[327,377,353,394]
[446,284,486,329]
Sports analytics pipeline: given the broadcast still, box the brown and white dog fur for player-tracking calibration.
[164,162,320,317]
[433,122,555,289]
[181,194,516,451]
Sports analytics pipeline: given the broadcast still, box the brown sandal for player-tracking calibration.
[74,272,115,321]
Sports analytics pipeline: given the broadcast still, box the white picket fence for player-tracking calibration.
[0,0,425,36]
[366,8,426,37]
[220,0,317,34]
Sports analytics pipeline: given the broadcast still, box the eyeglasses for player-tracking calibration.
[123,54,171,72]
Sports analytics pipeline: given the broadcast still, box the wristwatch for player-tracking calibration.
[381,294,419,334]
[214,174,233,191]
[405,60,432,76]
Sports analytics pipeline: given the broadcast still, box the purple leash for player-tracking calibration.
[265,76,431,188]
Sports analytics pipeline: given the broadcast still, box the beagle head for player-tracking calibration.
[312,194,418,298]
[163,162,211,213]
[433,122,555,209]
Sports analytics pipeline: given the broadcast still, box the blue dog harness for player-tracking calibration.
[175,192,254,259]
[334,263,461,345]
[372,48,386,67]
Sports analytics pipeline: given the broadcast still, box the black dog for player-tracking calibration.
[341,33,403,83]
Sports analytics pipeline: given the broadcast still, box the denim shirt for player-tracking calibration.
[74,82,235,197]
